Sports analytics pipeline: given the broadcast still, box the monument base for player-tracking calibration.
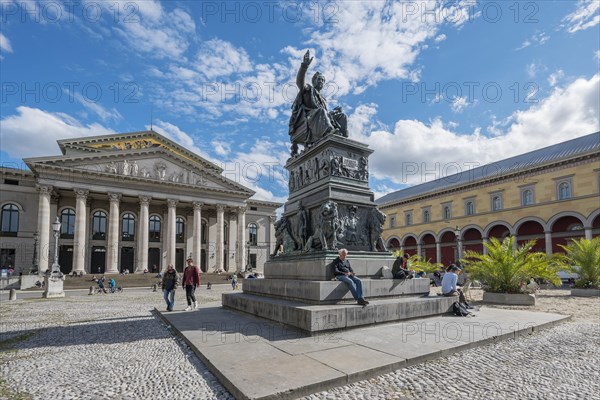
[222,292,454,333]
[43,274,65,298]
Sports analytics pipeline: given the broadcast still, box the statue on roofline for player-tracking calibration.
[288,50,348,156]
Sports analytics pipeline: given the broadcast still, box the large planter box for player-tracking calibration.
[571,288,600,297]
[483,292,536,306]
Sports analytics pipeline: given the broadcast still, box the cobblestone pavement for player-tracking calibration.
[1,287,598,400]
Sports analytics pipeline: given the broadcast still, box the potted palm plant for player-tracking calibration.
[462,236,562,305]
[554,237,600,297]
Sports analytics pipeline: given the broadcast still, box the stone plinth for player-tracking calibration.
[222,292,454,332]
[242,278,430,304]
[264,251,396,280]
[482,292,535,305]
[43,274,65,298]
[571,288,600,297]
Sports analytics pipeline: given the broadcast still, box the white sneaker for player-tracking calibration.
[193,301,198,309]
[184,306,192,311]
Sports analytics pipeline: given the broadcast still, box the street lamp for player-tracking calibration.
[50,217,61,274]
[31,231,39,274]
[246,241,252,272]
[454,226,462,261]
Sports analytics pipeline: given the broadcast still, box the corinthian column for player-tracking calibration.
[73,188,89,274]
[192,202,203,268]
[36,185,53,274]
[166,199,178,268]
[237,206,246,272]
[216,204,224,271]
[136,196,151,272]
[106,193,122,274]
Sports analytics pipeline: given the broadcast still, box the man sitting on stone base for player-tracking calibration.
[441,265,467,303]
[332,248,369,306]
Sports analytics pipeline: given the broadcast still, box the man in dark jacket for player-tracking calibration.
[333,248,369,305]
[182,258,201,311]
[161,264,179,311]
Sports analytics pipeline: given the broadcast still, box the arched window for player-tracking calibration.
[558,182,571,200]
[92,211,107,240]
[492,196,502,211]
[423,210,430,223]
[248,222,258,245]
[405,213,412,226]
[60,208,75,238]
[465,201,474,216]
[176,217,185,243]
[122,213,136,241]
[149,215,161,242]
[201,221,207,244]
[443,206,451,220]
[522,190,533,206]
[1,204,19,236]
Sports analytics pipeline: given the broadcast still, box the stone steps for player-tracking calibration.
[222,292,455,333]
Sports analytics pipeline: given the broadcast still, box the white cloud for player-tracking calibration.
[91,0,196,59]
[450,96,469,113]
[548,70,565,87]
[150,120,216,163]
[516,31,550,50]
[351,74,600,186]
[74,93,122,122]
[195,39,253,79]
[0,32,13,54]
[288,1,478,97]
[562,0,600,33]
[526,62,546,78]
[595,50,600,61]
[212,140,231,156]
[435,34,447,42]
[0,107,117,158]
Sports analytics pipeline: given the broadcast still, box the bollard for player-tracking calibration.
[9,289,17,301]
[88,286,94,295]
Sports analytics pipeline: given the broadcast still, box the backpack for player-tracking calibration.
[452,301,471,317]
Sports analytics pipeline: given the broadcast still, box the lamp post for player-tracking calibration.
[31,231,39,274]
[454,226,462,261]
[245,241,251,272]
[51,217,61,274]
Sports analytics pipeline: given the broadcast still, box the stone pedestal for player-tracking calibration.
[43,273,65,298]
[222,134,454,332]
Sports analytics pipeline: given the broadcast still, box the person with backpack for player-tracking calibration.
[161,264,180,312]
[182,258,201,311]
[441,265,467,303]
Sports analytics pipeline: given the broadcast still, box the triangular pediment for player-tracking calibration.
[24,148,253,195]
[57,130,222,174]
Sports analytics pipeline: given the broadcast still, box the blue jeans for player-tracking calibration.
[163,289,175,310]
[336,274,363,300]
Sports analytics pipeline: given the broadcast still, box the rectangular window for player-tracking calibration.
[404,212,412,226]
[389,215,396,228]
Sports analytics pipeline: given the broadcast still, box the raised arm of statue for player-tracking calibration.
[296,50,313,89]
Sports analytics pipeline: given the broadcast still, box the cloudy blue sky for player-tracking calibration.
[1,0,599,202]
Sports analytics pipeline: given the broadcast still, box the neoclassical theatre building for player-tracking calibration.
[377,132,600,265]
[0,131,280,274]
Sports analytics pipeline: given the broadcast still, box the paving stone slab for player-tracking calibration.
[157,305,570,400]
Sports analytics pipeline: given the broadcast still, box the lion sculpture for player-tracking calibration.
[304,201,342,251]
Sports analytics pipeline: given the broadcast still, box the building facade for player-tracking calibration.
[0,131,280,274]
[376,132,600,265]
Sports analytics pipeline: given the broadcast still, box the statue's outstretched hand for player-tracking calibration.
[303,50,313,66]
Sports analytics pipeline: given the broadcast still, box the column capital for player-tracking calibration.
[36,185,53,196]
[139,195,151,206]
[167,199,179,208]
[216,204,225,212]
[108,192,122,203]
[74,188,89,199]
[237,206,247,214]
[193,201,204,211]
[269,215,276,223]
